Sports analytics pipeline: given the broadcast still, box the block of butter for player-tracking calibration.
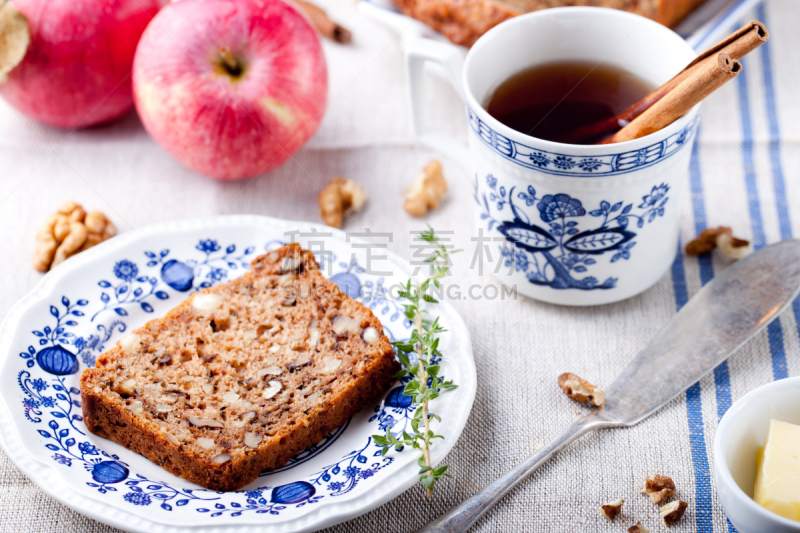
[754,419,800,521]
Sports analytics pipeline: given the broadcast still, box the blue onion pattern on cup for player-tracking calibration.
[467,108,696,176]
[478,180,669,291]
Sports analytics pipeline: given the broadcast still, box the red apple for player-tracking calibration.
[0,0,160,129]
[132,0,328,180]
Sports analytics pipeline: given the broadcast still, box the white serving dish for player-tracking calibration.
[714,376,800,533]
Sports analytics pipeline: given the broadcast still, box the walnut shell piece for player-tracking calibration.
[686,226,727,255]
[33,201,116,272]
[644,474,677,504]
[628,521,650,533]
[685,226,750,259]
[600,498,624,520]
[661,499,688,526]
[403,160,448,216]
[716,232,751,259]
[557,372,605,407]
[318,177,366,228]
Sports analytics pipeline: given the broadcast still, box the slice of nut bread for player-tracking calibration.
[80,244,400,491]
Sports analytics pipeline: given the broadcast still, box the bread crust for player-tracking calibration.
[80,244,400,491]
[81,354,399,490]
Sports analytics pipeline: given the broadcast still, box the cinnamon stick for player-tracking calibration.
[604,52,741,143]
[557,21,767,144]
[295,0,352,44]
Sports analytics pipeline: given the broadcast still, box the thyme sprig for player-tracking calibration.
[373,227,458,497]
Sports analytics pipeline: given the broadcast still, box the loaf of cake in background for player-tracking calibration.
[390,0,706,46]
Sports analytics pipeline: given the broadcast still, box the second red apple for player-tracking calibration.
[133,0,328,180]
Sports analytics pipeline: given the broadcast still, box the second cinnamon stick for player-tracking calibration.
[294,0,352,43]
[604,52,741,144]
[557,21,767,144]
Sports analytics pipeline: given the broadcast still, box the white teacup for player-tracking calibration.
[406,7,699,306]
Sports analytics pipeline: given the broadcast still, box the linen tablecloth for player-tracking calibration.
[1,0,799,531]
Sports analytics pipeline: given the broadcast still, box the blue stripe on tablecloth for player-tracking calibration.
[736,49,788,380]
[759,2,800,376]
[688,133,735,425]
[671,239,713,531]
[689,134,715,288]
[671,241,689,310]
[680,9,797,529]
[686,381,714,532]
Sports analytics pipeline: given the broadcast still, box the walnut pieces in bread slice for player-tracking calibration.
[80,244,400,491]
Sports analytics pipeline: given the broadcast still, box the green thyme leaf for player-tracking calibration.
[371,226,459,496]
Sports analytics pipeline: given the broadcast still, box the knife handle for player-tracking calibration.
[414,415,609,533]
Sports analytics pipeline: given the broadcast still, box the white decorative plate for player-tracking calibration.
[0,215,476,532]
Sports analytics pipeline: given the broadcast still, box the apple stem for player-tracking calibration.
[218,46,244,78]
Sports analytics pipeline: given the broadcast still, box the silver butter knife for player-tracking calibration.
[417,239,800,533]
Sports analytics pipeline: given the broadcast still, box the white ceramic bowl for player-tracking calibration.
[714,377,800,533]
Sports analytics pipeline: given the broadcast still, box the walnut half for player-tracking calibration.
[318,177,366,228]
[558,372,604,407]
[403,160,447,216]
[644,474,676,504]
[661,500,688,526]
[33,201,116,272]
[600,499,624,520]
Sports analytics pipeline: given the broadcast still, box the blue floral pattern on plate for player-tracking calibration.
[13,237,428,518]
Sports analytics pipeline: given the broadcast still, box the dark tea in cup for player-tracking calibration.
[485,61,654,144]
